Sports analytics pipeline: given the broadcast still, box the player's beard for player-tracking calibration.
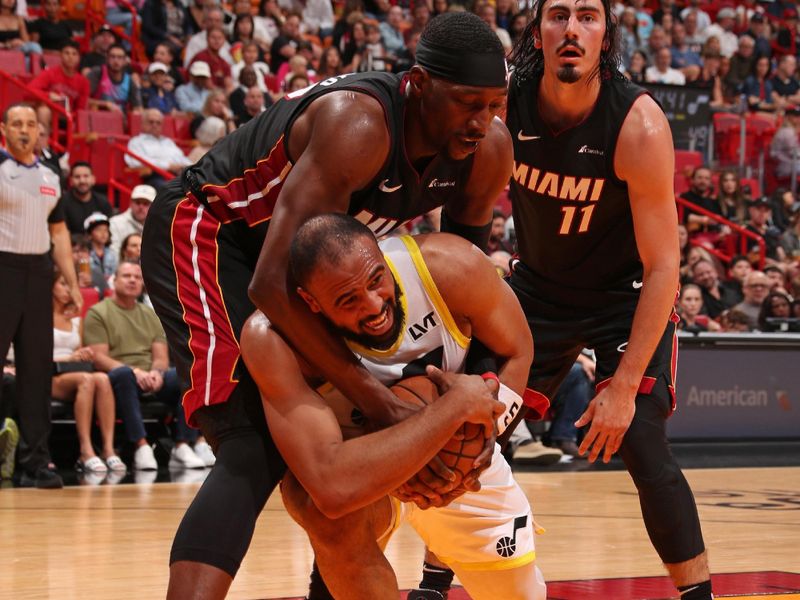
[556,65,581,83]
[335,281,405,351]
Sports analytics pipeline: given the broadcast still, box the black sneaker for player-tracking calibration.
[407,589,445,600]
[19,466,64,489]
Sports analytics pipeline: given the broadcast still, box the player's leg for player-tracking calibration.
[594,314,710,593]
[408,447,544,600]
[142,183,286,597]
[504,267,585,435]
[451,563,546,600]
[167,378,286,599]
[281,470,399,600]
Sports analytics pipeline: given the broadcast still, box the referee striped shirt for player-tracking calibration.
[0,152,64,255]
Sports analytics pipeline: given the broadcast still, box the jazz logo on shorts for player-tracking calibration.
[496,514,528,557]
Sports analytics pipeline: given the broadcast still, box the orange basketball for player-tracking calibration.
[391,375,484,485]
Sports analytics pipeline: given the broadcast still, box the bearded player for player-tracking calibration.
[241,214,546,600]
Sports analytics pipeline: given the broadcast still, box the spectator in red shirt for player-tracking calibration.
[189,26,233,92]
[29,40,89,115]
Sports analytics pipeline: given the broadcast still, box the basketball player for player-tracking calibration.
[140,12,512,599]
[240,214,545,600]
[501,0,713,598]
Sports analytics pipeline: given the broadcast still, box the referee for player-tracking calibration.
[0,103,82,488]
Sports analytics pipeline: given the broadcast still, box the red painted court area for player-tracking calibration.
[274,571,800,600]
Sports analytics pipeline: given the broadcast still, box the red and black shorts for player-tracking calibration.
[508,264,680,418]
[141,177,269,432]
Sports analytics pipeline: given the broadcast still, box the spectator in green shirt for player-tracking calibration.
[84,261,214,470]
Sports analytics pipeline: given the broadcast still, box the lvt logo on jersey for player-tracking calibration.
[408,311,437,341]
[512,161,605,202]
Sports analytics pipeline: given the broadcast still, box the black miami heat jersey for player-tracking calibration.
[506,75,648,309]
[183,71,475,236]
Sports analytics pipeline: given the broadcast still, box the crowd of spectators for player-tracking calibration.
[17,0,800,182]
[678,165,800,331]
[611,0,800,116]
[3,0,800,485]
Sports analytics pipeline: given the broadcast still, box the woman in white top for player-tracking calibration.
[52,270,125,474]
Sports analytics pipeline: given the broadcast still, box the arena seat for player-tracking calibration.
[75,109,126,136]
[713,112,742,166]
[0,73,28,109]
[40,52,61,70]
[171,114,193,140]
[674,172,691,195]
[79,287,101,318]
[128,111,142,135]
[0,50,28,78]
[674,149,704,176]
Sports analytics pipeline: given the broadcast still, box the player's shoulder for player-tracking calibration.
[615,92,671,164]
[477,116,513,161]
[240,311,282,358]
[615,92,674,181]
[411,232,493,280]
[467,115,513,192]
[241,311,318,382]
[307,86,389,129]
[620,92,670,141]
[296,88,391,160]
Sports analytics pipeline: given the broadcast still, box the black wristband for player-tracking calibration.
[440,211,492,252]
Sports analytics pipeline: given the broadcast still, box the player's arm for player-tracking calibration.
[441,117,513,250]
[240,313,502,519]
[422,233,533,397]
[576,94,680,463]
[421,234,532,442]
[247,92,403,425]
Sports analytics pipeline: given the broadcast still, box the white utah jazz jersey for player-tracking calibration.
[319,236,537,575]
[320,234,470,435]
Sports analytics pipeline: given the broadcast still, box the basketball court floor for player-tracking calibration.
[1,442,798,599]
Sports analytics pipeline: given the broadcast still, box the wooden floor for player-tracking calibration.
[1,466,798,599]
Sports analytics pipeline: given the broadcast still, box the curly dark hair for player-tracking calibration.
[290,214,378,288]
[420,11,504,55]
[509,0,622,85]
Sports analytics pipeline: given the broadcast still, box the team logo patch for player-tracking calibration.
[40,186,57,196]
[496,514,528,557]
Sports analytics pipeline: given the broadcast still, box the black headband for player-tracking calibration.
[415,38,508,88]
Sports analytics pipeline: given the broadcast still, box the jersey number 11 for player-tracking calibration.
[559,205,596,235]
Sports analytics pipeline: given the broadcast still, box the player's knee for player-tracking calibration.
[458,563,546,600]
[618,418,672,485]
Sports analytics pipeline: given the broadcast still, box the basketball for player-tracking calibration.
[391,375,485,486]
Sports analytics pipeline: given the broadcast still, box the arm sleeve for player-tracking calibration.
[440,210,492,251]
